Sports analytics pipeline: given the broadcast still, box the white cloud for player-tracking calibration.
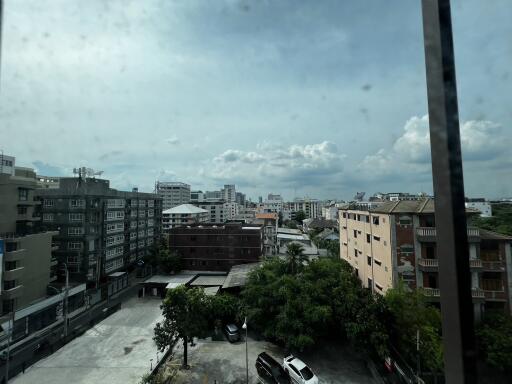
[359,114,509,179]
[205,141,346,188]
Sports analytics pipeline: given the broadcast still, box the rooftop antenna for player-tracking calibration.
[73,167,103,179]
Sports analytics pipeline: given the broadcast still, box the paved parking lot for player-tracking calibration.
[12,296,163,384]
[172,334,375,384]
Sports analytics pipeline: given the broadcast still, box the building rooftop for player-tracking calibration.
[255,213,278,219]
[189,275,227,287]
[277,227,303,235]
[480,229,512,241]
[222,262,262,289]
[163,204,208,215]
[340,198,479,215]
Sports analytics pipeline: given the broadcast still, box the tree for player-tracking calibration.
[294,210,306,223]
[285,242,308,274]
[283,220,297,229]
[153,286,210,368]
[159,250,182,274]
[469,203,512,236]
[385,283,443,373]
[476,314,512,371]
[278,211,284,227]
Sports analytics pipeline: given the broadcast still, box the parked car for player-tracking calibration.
[283,355,318,384]
[224,323,240,342]
[256,352,291,384]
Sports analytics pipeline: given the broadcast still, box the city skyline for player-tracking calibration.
[1,0,511,199]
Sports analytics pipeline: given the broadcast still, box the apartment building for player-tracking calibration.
[0,165,58,317]
[162,204,209,232]
[190,190,205,203]
[223,202,239,221]
[168,223,263,271]
[291,198,320,219]
[37,177,162,285]
[193,200,226,223]
[222,184,236,203]
[339,199,512,319]
[253,213,278,256]
[321,202,339,221]
[155,181,191,210]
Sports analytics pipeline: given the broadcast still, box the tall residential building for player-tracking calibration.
[235,192,246,206]
[37,177,162,285]
[193,201,226,223]
[0,164,58,317]
[168,223,263,271]
[0,154,15,176]
[292,198,320,219]
[253,213,278,256]
[339,199,512,319]
[223,202,239,221]
[190,190,205,203]
[222,184,236,203]
[162,204,209,232]
[155,181,191,210]
[465,198,492,217]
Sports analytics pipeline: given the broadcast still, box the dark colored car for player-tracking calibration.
[224,323,240,342]
[256,352,291,384]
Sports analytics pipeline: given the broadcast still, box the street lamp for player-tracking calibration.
[242,317,248,384]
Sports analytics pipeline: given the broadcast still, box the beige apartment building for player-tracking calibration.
[339,199,512,319]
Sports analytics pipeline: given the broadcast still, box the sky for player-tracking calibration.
[1,0,511,201]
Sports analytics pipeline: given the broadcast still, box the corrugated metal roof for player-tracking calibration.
[222,262,262,289]
[162,204,208,215]
[189,275,227,286]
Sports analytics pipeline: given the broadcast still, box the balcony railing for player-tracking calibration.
[416,227,480,239]
[418,258,482,269]
[423,287,485,299]
[418,258,439,268]
[482,260,505,271]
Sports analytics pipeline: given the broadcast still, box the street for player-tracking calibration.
[11,296,163,384]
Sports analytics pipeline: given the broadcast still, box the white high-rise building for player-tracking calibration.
[155,181,191,210]
[222,184,236,203]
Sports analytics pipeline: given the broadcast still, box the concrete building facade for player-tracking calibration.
[193,201,226,223]
[0,165,57,318]
[339,199,512,319]
[36,177,162,285]
[155,181,191,211]
[162,204,209,231]
[168,223,263,271]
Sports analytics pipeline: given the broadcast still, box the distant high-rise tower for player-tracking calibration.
[155,181,191,210]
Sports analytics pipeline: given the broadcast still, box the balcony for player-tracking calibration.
[423,287,485,301]
[482,260,505,271]
[3,267,25,281]
[418,258,482,270]
[416,227,480,242]
[2,285,24,299]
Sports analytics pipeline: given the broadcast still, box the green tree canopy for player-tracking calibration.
[294,210,307,223]
[477,313,512,371]
[285,242,308,274]
[385,283,443,373]
[153,286,211,368]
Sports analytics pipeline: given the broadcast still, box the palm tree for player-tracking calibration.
[285,242,308,274]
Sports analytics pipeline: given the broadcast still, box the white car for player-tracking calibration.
[283,355,318,384]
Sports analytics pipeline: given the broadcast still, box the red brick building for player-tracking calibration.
[168,223,263,271]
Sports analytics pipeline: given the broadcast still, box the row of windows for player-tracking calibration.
[106,234,124,246]
[106,246,124,260]
[107,222,124,233]
[107,199,125,208]
[105,258,124,273]
[106,211,125,220]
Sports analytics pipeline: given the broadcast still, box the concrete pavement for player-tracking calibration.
[11,296,163,384]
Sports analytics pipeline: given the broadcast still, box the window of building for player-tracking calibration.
[353,230,357,238]
[354,249,358,257]
[68,227,84,236]
[17,206,27,215]
[5,261,18,271]
[43,213,54,222]
[373,236,380,242]
[68,242,82,250]
[399,215,412,226]
[70,199,85,208]
[4,280,17,290]
[69,213,84,222]
[18,188,28,201]
[372,216,379,225]
[400,244,414,256]
[367,256,372,266]
[374,259,382,266]
[43,199,54,207]
[366,234,371,243]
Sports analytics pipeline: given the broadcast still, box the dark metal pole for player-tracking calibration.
[421,1,476,383]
